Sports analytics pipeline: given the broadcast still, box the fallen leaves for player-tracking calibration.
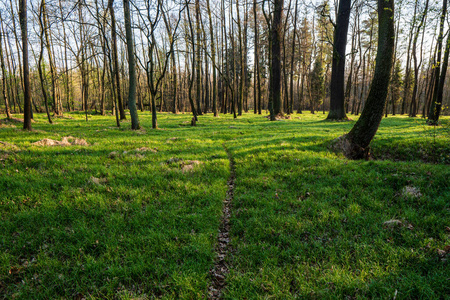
[32,136,89,147]
[164,157,203,172]
[181,160,202,173]
[89,176,108,185]
[0,141,20,151]
[135,147,157,153]
[382,219,403,228]
[401,186,422,198]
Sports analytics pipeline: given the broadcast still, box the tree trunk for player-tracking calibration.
[0,17,11,119]
[400,2,417,115]
[123,0,140,129]
[289,0,298,115]
[20,0,31,130]
[206,0,217,116]
[42,0,58,115]
[326,0,350,120]
[254,0,262,115]
[108,0,126,120]
[195,0,203,115]
[409,0,429,118]
[335,0,395,159]
[37,3,52,124]
[236,0,244,116]
[269,0,284,119]
[187,1,198,121]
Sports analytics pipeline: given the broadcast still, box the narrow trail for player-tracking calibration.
[208,145,236,299]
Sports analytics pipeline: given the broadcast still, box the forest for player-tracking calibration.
[0,0,449,298]
[0,0,449,127]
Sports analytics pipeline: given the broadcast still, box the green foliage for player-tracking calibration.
[0,112,449,298]
[390,59,404,104]
[310,58,325,107]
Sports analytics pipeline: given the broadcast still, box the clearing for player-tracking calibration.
[0,112,449,299]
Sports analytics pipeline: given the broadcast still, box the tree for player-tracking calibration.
[253,0,262,114]
[37,0,53,124]
[0,12,11,119]
[409,0,429,117]
[310,58,324,113]
[288,0,298,115]
[186,0,199,121]
[41,0,59,116]
[19,0,32,130]
[390,60,403,116]
[267,0,284,120]
[332,0,395,159]
[236,0,245,116]
[204,0,217,116]
[195,0,202,115]
[428,0,448,125]
[123,0,140,129]
[109,0,126,121]
[326,0,350,120]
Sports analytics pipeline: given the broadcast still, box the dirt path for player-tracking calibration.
[208,145,236,299]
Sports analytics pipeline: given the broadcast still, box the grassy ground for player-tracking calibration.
[0,112,449,299]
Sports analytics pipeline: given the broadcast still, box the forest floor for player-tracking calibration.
[0,111,449,299]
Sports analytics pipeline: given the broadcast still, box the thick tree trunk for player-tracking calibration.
[334,0,395,159]
[269,0,284,119]
[326,0,350,120]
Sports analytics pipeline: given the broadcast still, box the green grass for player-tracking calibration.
[0,112,449,299]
